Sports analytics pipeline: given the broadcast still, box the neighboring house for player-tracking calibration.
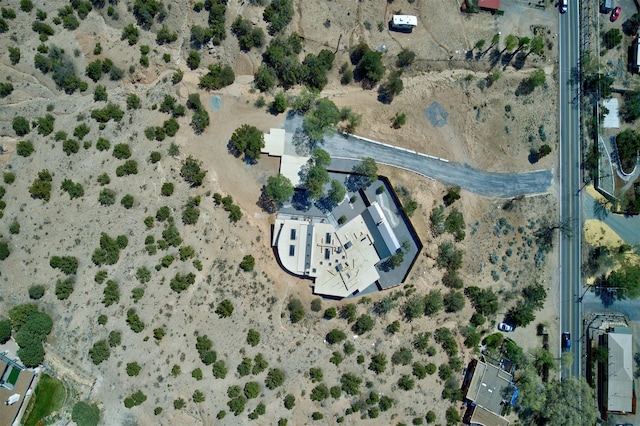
[0,352,36,426]
[604,327,635,415]
[478,0,501,11]
[461,358,515,426]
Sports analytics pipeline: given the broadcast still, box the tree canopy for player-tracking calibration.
[302,98,341,141]
[230,124,265,161]
[266,174,294,204]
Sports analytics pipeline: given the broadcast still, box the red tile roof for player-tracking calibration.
[478,0,501,10]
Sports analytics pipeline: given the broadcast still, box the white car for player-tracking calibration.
[498,323,514,332]
[560,0,568,13]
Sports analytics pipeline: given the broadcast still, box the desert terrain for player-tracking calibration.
[0,0,563,424]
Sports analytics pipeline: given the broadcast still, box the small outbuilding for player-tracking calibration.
[478,0,501,11]
[390,15,417,31]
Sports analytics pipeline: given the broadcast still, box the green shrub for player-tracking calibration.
[89,340,110,364]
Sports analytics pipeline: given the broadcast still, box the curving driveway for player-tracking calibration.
[283,114,553,198]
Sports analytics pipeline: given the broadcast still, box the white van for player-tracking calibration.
[560,0,568,13]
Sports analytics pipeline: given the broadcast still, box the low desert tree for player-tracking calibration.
[8,46,20,65]
[170,272,196,293]
[265,174,294,204]
[325,329,346,344]
[284,393,295,409]
[187,50,201,70]
[356,48,385,85]
[340,372,362,395]
[352,314,374,335]
[603,28,623,49]
[392,347,413,366]
[61,179,84,199]
[397,48,416,68]
[327,179,346,203]
[244,381,260,399]
[310,383,329,401]
[324,307,337,319]
[444,290,465,313]
[17,140,34,157]
[309,367,323,382]
[98,188,115,206]
[181,156,206,187]
[28,285,45,300]
[199,63,235,90]
[0,82,13,98]
[369,353,387,374]
[89,339,110,364]
[55,277,74,300]
[270,91,287,114]
[392,112,407,129]
[102,280,119,306]
[49,256,78,275]
[303,98,341,141]
[212,360,228,378]
[287,298,305,323]
[126,309,144,333]
[216,299,234,318]
[108,331,121,347]
[340,303,357,322]
[12,116,30,136]
[310,298,322,312]
[192,368,203,380]
[230,124,265,161]
[379,71,404,103]
[127,93,141,110]
[443,186,461,206]
[126,362,141,376]
[120,194,134,209]
[246,329,260,346]
[263,0,294,34]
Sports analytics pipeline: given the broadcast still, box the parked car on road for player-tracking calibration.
[611,6,621,22]
[498,323,514,332]
[562,332,571,351]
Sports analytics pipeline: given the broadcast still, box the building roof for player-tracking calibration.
[478,0,501,9]
[0,354,34,426]
[608,330,633,413]
[263,128,285,157]
[273,214,381,298]
[261,128,309,186]
[465,360,512,425]
[366,202,401,256]
[602,98,620,129]
[470,405,510,426]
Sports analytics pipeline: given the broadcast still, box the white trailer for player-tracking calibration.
[391,15,417,31]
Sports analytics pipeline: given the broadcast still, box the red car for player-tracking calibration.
[611,6,621,22]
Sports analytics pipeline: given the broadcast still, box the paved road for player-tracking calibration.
[583,193,640,246]
[283,114,553,198]
[558,1,582,379]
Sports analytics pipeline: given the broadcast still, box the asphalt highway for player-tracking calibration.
[558,1,582,379]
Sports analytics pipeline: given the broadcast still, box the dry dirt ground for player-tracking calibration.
[0,0,562,424]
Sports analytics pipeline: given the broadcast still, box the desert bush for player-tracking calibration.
[126,309,144,333]
[55,277,74,300]
[181,156,206,187]
[12,116,29,136]
[102,280,119,307]
[170,272,195,293]
[369,353,387,374]
[89,340,110,364]
[108,330,121,347]
[391,347,413,366]
[246,329,260,346]
[325,329,346,344]
[61,179,84,199]
[216,299,234,317]
[49,256,78,275]
[287,298,305,323]
[28,285,45,300]
[126,362,141,376]
[17,140,34,157]
[239,255,255,271]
